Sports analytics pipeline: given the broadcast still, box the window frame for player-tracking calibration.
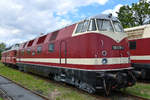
[113,21,124,32]
[32,51,35,56]
[88,19,96,31]
[96,19,103,31]
[48,43,55,52]
[37,46,42,54]
[27,48,31,55]
[49,31,59,41]
[75,22,84,33]
[27,40,34,47]
[81,20,90,32]
[129,41,136,50]
[37,35,47,44]
[97,19,114,32]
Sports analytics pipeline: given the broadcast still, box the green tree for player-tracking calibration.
[0,43,6,60]
[117,5,135,28]
[117,0,150,28]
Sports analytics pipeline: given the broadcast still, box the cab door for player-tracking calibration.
[59,41,67,64]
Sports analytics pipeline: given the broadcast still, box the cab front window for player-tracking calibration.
[75,22,84,33]
[97,19,113,32]
[88,19,96,31]
[113,21,124,32]
[75,19,96,34]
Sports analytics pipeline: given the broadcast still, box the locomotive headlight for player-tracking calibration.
[102,58,108,64]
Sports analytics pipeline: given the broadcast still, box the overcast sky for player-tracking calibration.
[0,0,139,46]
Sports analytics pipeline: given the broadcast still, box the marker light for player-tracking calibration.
[102,58,108,64]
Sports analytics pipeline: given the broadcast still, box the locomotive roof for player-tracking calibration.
[2,44,19,53]
[124,24,150,40]
[124,24,150,31]
[89,14,119,22]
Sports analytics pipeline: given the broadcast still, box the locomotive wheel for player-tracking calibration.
[103,79,111,96]
[74,80,80,87]
[54,74,61,82]
[18,66,25,72]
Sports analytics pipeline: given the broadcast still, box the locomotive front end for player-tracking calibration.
[93,15,136,94]
[72,14,136,95]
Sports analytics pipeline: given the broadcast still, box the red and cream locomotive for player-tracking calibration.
[1,14,136,95]
[125,24,150,79]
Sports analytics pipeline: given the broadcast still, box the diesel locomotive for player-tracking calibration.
[125,24,150,79]
[1,14,136,95]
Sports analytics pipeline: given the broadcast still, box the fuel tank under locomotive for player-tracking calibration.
[51,66,136,95]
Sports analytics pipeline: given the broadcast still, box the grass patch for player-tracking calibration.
[0,63,98,100]
[122,83,150,99]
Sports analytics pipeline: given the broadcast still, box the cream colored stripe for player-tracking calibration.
[17,57,129,65]
[17,58,59,63]
[131,55,150,60]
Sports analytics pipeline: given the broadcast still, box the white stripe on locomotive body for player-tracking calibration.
[16,57,129,65]
[131,55,150,60]
[3,57,16,59]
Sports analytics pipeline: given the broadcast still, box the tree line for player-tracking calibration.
[117,0,150,28]
[0,43,6,60]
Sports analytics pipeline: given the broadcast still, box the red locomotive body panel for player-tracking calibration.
[17,32,130,70]
[130,38,150,63]
[129,38,150,79]
[126,25,150,79]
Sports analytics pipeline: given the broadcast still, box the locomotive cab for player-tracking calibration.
[73,14,130,66]
[73,14,124,34]
[71,14,135,95]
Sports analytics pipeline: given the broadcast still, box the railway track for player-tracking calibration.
[138,79,150,84]
[17,71,150,100]
[0,75,49,100]
[1,67,149,100]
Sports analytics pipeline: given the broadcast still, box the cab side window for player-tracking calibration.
[37,46,42,54]
[75,22,84,33]
[48,43,54,52]
[81,20,89,32]
[32,51,35,56]
[129,41,136,50]
[27,49,31,55]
